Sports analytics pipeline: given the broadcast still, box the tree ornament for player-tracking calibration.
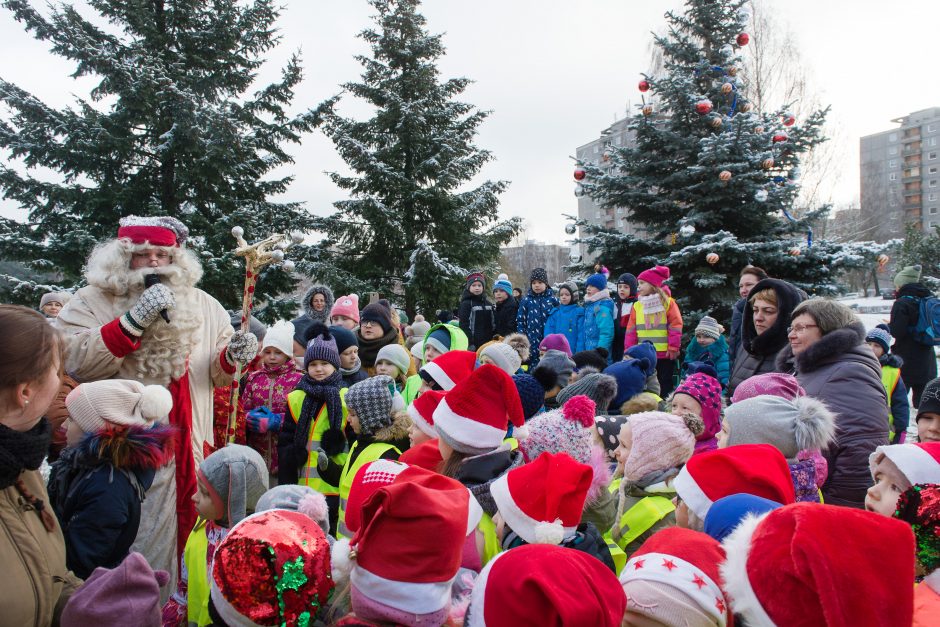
[642,104,654,116]
[728,66,738,77]
[574,184,585,198]
[755,189,769,202]
[709,115,723,129]
[290,232,304,244]
[782,113,796,127]
[602,150,611,162]
[565,223,577,235]
[877,254,890,271]
[737,33,750,46]
[281,259,296,272]
[755,125,765,133]
[773,132,789,143]
[639,80,650,92]
[737,6,753,24]
[706,252,719,265]
[740,102,752,113]
[721,82,733,95]
[719,170,732,181]
[679,224,696,237]
[789,246,802,257]
[574,168,586,181]
[762,157,775,169]
[720,44,734,58]
[695,99,714,115]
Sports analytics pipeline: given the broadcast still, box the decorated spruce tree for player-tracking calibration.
[0,0,333,318]
[577,0,887,326]
[314,0,518,317]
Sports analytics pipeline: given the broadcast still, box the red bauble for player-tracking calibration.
[783,115,796,127]
[721,82,733,95]
[719,170,732,182]
[573,168,586,181]
[639,80,650,92]
[773,132,789,143]
[706,252,720,265]
[737,33,750,46]
[695,99,714,115]
[762,157,775,170]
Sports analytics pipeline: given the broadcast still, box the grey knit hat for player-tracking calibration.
[724,395,836,461]
[345,375,394,436]
[482,342,522,375]
[375,343,412,376]
[40,291,71,309]
[894,264,923,289]
[199,444,269,527]
[694,316,724,340]
[555,370,618,412]
[535,349,576,388]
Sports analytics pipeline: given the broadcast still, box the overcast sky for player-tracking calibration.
[2,1,940,244]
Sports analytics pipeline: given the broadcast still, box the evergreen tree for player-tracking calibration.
[314,0,518,317]
[578,0,878,328]
[0,0,334,318]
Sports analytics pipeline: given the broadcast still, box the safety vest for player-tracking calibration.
[184,520,211,627]
[634,298,674,354]
[402,374,422,406]
[603,479,675,564]
[881,366,902,441]
[478,513,501,565]
[336,440,399,539]
[287,389,349,495]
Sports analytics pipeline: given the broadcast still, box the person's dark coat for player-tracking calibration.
[727,279,805,396]
[889,282,939,388]
[494,295,519,337]
[458,289,496,350]
[728,297,746,371]
[47,425,173,579]
[777,322,889,509]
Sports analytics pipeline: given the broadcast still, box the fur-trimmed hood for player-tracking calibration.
[301,284,335,321]
[371,409,411,443]
[71,424,175,471]
[743,279,806,357]
[879,352,904,369]
[776,321,870,375]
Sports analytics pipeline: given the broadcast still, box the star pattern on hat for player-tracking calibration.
[633,559,645,570]
[716,598,725,613]
[692,574,707,590]
[662,558,677,571]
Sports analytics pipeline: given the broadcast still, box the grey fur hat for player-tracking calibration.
[723,395,836,461]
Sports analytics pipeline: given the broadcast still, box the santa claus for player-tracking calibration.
[56,216,257,593]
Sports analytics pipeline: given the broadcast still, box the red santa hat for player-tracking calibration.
[432,363,526,454]
[675,444,796,521]
[720,503,915,626]
[420,350,476,391]
[467,544,625,627]
[397,438,444,471]
[406,390,444,438]
[341,476,469,625]
[870,442,940,486]
[619,527,731,626]
[490,451,592,545]
[116,215,188,247]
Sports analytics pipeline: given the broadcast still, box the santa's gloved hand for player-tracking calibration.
[247,407,282,434]
[122,283,176,336]
[225,331,259,365]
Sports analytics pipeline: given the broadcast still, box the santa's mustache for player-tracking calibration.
[126,264,192,292]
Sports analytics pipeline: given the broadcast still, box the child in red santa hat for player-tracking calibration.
[866,442,940,516]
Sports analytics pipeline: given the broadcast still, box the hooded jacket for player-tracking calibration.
[889,282,939,387]
[494,294,519,337]
[612,277,638,363]
[776,322,889,508]
[48,425,174,579]
[291,285,335,342]
[516,286,560,367]
[458,288,496,350]
[581,292,615,356]
[543,302,583,353]
[728,278,806,396]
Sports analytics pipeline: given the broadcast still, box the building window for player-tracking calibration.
[931,152,939,160]
[932,180,938,188]
[930,123,938,133]
[931,167,939,175]
[889,160,897,168]
[930,193,938,201]
[890,198,899,207]
[889,173,897,181]
[889,133,898,142]
[931,221,937,228]
[931,207,938,215]
[931,138,939,147]
[593,145,599,154]
[889,147,899,155]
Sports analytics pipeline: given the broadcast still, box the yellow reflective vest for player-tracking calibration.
[881,365,902,441]
[336,440,399,539]
[183,521,211,627]
[634,298,675,354]
[286,389,348,495]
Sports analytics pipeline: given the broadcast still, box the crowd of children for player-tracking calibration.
[7,259,940,626]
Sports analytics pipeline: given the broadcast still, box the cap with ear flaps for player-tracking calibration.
[66,379,173,433]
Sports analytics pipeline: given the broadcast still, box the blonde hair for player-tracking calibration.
[749,288,777,308]
[620,392,661,415]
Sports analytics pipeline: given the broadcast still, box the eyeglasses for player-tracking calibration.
[787,323,818,334]
[361,320,380,328]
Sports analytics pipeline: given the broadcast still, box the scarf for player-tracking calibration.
[294,371,344,454]
[585,290,612,304]
[0,418,51,489]
[357,326,400,367]
[340,356,362,378]
[638,293,665,315]
[260,360,296,378]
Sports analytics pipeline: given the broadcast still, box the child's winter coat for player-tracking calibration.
[516,287,560,367]
[580,292,615,356]
[494,294,519,337]
[682,335,731,387]
[48,424,174,579]
[543,302,583,354]
[242,361,303,473]
[623,296,683,359]
[458,289,497,350]
[879,352,910,443]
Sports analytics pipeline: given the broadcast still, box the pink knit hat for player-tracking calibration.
[731,372,806,404]
[637,265,670,288]
[61,552,169,627]
[624,411,703,480]
[330,294,360,323]
[539,333,572,357]
[673,373,723,448]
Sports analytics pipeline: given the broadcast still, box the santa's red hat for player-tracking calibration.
[117,215,188,247]
[420,350,476,391]
[341,459,482,541]
[721,503,915,626]
[397,438,443,471]
[407,390,444,438]
[870,442,940,485]
[342,476,469,625]
[619,527,731,626]
[675,444,796,520]
[433,364,526,454]
[490,451,592,545]
[467,544,625,627]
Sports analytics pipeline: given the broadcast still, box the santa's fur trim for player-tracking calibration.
[719,512,776,627]
[331,538,354,585]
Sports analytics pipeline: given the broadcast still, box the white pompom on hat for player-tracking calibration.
[66,379,173,433]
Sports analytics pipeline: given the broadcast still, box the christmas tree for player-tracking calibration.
[577,0,888,327]
[0,0,334,318]
[313,0,519,317]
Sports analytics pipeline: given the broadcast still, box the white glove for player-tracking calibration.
[121,284,176,336]
[225,331,259,365]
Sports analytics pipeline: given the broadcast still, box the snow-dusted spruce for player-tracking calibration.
[577,0,891,330]
[0,0,334,318]
[313,0,518,317]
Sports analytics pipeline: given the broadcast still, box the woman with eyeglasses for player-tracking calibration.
[727,278,806,397]
[776,298,889,509]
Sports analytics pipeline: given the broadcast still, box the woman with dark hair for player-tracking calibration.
[728,265,769,368]
[0,305,80,623]
[776,298,889,508]
[727,278,804,397]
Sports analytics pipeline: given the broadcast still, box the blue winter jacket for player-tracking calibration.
[543,303,583,353]
[580,296,615,357]
[682,335,731,387]
[517,287,560,366]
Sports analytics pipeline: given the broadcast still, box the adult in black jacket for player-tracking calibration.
[458,272,496,349]
[889,265,938,406]
[493,275,518,337]
[728,266,769,371]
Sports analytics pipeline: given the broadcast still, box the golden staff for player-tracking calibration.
[227,226,302,444]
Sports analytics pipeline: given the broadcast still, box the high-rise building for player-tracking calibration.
[860,107,940,241]
[575,116,641,261]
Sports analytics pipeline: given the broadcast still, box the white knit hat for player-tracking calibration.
[66,379,173,433]
[262,320,295,358]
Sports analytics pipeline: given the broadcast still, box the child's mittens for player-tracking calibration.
[247,406,282,433]
[316,449,330,471]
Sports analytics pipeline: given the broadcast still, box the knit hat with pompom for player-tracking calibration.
[66,380,173,433]
[623,412,703,481]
